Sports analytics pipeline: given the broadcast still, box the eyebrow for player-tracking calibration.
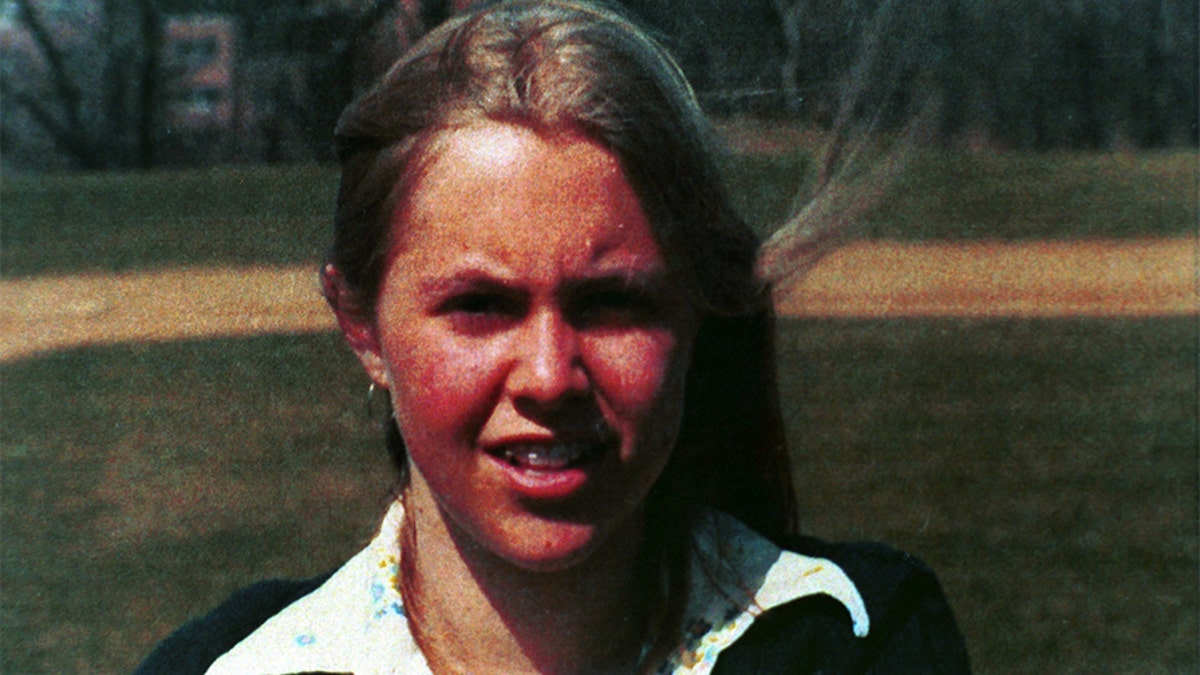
[416,266,671,299]
[562,270,670,296]
[416,273,513,300]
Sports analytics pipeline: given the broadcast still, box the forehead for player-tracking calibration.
[391,123,660,268]
[413,122,626,207]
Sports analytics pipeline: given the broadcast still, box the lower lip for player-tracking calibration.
[490,456,593,500]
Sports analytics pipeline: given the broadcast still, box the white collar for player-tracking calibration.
[658,509,869,672]
[208,502,868,674]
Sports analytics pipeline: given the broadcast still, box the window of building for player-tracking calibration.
[178,87,223,117]
[172,36,219,71]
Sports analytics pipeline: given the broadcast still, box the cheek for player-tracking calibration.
[380,326,507,446]
[587,330,690,419]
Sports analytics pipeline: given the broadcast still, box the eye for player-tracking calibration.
[572,288,656,328]
[439,292,523,333]
[443,293,515,315]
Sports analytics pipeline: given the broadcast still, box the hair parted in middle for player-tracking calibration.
[324,0,796,541]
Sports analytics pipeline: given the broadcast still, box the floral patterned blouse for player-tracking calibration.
[205,502,869,675]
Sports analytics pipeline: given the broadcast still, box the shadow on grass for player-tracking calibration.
[1,333,394,673]
[2,319,1196,672]
[777,317,1198,672]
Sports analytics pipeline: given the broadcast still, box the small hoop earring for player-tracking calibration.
[366,382,389,422]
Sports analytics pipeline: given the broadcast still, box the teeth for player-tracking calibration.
[501,443,591,469]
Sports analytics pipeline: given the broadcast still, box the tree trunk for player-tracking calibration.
[137,0,161,168]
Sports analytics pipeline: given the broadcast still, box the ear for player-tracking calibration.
[322,264,391,388]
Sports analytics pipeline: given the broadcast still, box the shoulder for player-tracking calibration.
[715,537,971,674]
[134,573,331,675]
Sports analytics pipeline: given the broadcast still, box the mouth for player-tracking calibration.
[490,440,608,471]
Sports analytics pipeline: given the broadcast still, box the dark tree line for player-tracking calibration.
[646,0,1197,150]
[2,0,1195,170]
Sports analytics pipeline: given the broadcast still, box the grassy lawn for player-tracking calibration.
[1,334,392,672]
[2,165,338,278]
[778,318,1198,673]
[719,147,1197,242]
[2,319,1196,673]
[4,148,1196,278]
[2,151,1197,672]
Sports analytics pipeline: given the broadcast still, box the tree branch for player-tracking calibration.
[13,0,99,166]
[0,76,100,166]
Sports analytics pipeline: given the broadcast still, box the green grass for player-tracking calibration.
[777,318,1198,673]
[1,334,392,672]
[2,319,1196,673]
[2,153,1196,671]
[3,149,1196,277]
[860,150,1199,240]
[2,165,339,277]
[721,149,1198,241]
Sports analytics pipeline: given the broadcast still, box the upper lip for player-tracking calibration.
[481,416,617,451]
[483,435,608,453]
[481,428,617,459]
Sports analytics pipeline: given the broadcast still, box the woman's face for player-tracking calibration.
[351,122,698,572]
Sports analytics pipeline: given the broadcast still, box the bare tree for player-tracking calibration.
[1,0,164,169]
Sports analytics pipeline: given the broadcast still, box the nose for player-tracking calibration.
[509,308,589,406]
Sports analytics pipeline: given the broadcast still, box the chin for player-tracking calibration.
[493,519,611,573]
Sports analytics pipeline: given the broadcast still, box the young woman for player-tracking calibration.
[138,2,968,673]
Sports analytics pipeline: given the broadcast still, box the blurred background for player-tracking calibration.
[2,0,1197,672]
[2,0,1197,169]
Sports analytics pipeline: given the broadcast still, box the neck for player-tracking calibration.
[399,484,654,674]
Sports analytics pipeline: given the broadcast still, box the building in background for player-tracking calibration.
[159,14,245,164]
[162,14,236,132]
